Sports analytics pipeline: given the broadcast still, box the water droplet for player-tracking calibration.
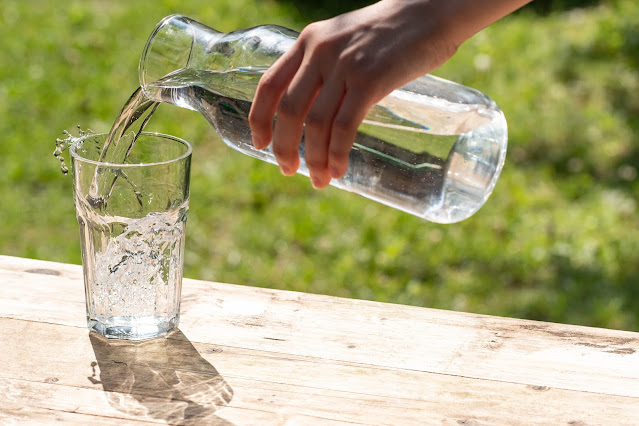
[53,127,96,175]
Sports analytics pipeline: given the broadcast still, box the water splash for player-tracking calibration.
[54,123,149,211]
[53,126,94,175]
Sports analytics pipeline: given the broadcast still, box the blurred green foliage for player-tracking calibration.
[0,0,637,331]
[523,0,601,15]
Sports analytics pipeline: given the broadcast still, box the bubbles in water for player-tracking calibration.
[83,206,188,320]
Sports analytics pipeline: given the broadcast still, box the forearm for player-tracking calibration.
[384,0,533,51]
[249,0,531,185]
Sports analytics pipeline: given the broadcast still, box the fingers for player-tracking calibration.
[271,62,322,176]
[249,46,304,150]
[250,29,369,186]
[328,89,371,179]
[255,64,365,184]
[304,79,345,188]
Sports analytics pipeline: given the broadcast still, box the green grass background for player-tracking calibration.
[1,0,637,330]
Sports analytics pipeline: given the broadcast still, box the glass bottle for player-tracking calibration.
[139,15,507,224]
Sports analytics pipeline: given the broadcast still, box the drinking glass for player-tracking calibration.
[70,132,192,341]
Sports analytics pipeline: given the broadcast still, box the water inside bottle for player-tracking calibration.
[59,66,505,222]
[141,68,506,222]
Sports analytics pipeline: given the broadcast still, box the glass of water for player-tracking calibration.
[70,132,192,341]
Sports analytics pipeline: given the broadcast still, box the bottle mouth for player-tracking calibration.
[139,14,195,90]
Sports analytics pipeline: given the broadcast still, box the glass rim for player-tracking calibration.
[70,131,192,168]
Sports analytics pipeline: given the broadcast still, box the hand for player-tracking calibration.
[248,0,458,188]
[248,0,531,188]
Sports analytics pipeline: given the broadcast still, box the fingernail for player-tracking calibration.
[279,164,292,175]
[329,165,341,178]
[311,176,322,189]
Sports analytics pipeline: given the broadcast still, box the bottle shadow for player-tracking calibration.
[88,329,234,425]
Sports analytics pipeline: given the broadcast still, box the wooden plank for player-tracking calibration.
[0,267,86,328]
[0,255,83,280]
[177,278,639,397]
[1,255,639,400]
[1,377,163,425]
[1,317,638,425]
[1,377,346,426]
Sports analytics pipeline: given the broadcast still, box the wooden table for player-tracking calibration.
[1,255,638,425]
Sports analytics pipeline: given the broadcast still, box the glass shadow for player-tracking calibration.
[88,329,234,424]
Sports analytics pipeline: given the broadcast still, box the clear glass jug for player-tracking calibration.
[139,15,507,223]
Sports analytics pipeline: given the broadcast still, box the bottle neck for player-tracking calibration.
[139,15,223,88]
[140,15,300,92]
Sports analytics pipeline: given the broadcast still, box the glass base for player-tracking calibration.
[88,314,179,341]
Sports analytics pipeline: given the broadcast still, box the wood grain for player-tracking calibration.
[1,255,638,424]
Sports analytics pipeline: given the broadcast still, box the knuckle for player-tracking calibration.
[276,96,303,119]
[272,144,297,162]
[332,115,356,135]
[305,156,327,171]
[257,71,280,94]
[329,144,351,160]
[300,21,322,40]
[339,51,372,81]
[310,38,337,58]
[304,111,329,131]
[301,23,342,58]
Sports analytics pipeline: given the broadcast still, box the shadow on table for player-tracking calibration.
[88,329,234,425]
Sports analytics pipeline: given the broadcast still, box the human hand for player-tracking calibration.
[248,0,459,188]
[248,0,531,188]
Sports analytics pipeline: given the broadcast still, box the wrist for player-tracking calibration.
[380,0,531,49]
